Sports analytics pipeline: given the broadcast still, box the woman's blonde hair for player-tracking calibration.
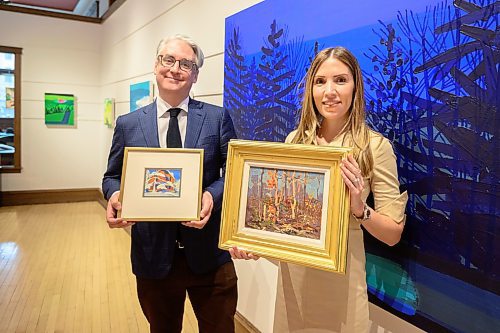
[290,46,374,176]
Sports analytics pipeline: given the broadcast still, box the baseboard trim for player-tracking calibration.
[0,188,104,206]
[236,311,261,333]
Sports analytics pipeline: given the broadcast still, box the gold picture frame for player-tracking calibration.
[119,147,203,221]
[219,140,352,273]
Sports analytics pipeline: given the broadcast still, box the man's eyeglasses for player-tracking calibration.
[157,54,197,72]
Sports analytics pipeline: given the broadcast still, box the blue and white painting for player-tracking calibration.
[130,80,153,112]
[224,0,499,332]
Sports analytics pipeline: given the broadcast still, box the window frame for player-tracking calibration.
[0,45,22,173]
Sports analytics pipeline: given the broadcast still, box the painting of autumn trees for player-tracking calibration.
[244,166,326,240]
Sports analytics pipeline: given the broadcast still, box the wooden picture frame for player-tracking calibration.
[119,147,203,221]
[219,140,352,273]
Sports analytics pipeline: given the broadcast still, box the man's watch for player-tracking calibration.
[352,203,371,222]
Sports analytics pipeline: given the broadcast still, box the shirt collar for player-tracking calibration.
[156,95,190,118]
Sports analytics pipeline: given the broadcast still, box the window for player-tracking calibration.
[0,46,22,172]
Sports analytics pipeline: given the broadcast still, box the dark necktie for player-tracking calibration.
[167,108,182,148]
[167,108,184,245]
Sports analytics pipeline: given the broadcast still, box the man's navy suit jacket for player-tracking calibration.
[102,99,236,278]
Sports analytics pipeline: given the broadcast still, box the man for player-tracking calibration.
[102,35,237,333]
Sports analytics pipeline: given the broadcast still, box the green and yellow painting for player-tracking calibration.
[44,93,75,126]
[104,98,114,128]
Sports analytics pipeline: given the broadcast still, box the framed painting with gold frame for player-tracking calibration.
[119,147,203,221]
[219,140,352,273]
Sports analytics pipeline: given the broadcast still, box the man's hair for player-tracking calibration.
[156,34,204,69]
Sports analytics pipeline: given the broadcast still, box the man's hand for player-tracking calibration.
[182,191,214,229]
[106,191,135,228]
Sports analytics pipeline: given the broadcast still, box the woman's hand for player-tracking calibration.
[340,155,365,217]
[229,246,260,260]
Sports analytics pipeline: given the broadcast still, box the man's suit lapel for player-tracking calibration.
[185,99,206,148]
[139,101,160,148]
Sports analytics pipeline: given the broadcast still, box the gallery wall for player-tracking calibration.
[0,0,428,332]
[0,10,102,191]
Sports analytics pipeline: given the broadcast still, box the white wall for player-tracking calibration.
[0,10,103,191]
[1,1,425,332]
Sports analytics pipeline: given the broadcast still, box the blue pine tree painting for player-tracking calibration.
[224,0,499,332]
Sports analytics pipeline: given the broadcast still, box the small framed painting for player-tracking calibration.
[219,140,352,273]
[44,93,76,127]
[130,80,153,112]
[119,147,204,221]
[104,98,115,128]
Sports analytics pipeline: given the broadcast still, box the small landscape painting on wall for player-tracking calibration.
[130,81,153,112]
[104,98,115,128]
[44,93,76,127]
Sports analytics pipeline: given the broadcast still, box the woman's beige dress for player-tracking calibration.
[273,130,408,333]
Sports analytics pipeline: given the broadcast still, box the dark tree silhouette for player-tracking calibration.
[254,20,298,141]
[224,27,254,138]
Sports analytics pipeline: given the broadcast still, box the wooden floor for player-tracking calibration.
[0,201,199,333]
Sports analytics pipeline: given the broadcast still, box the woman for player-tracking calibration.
[231,47,408,332]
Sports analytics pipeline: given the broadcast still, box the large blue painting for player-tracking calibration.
[224,0,499,332]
